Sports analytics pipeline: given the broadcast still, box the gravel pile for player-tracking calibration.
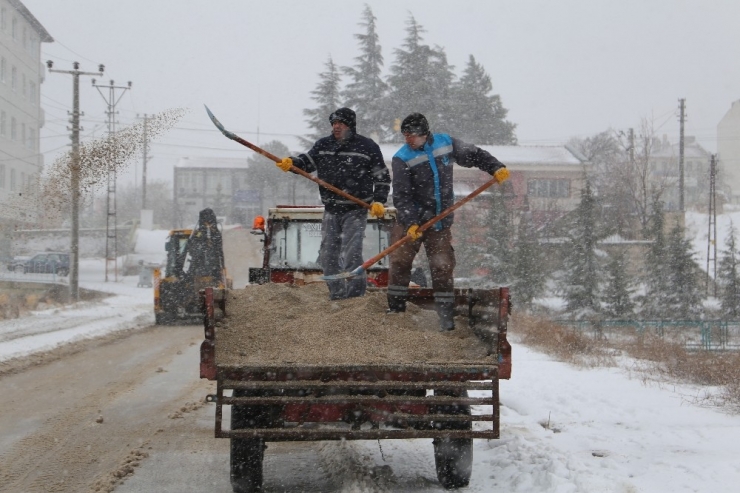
[215,283,494,367]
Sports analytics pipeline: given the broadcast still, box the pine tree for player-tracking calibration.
[601,250,636,319]
[641,197,671,318]
[302,56,343,146]
[717,223,740,319]
[664,222,703,319]
[386,15,456,137]
[511,211,545,307]
[481,187,513,284]
[452,55,517,145]
[342,5,388,141]
[561,180,601,319]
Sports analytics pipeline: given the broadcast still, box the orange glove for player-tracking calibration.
[370,202,385,218]
[407,224,422,241]
[276,157,293,172]
[493,167,510,184]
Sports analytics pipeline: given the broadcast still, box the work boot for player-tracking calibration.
[436,302,455,331]
[387,293,407,314]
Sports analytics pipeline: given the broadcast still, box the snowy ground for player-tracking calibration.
[3,217,740,491]
[0,258,153,363]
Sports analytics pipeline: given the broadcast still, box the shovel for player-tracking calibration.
[323,173,503,280]
[205,105,372,210]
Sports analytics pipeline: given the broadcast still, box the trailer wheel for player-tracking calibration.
[230,389,279,493]
[433,437,473,489]
[230,437,264,493]
[432,389,473,489]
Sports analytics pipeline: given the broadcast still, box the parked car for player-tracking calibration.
[14,252,70,276]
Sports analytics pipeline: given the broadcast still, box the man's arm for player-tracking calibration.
[369,142,391,204]
[451,137,506,175]
[289,142,321,174]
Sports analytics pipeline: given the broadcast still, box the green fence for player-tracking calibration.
[554,319,739,351]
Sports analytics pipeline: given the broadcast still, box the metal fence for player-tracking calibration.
[0,267,69,285]
[555,319,740,351]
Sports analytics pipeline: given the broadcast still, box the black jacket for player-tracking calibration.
[392,133,506,230]
[291,132,390,214]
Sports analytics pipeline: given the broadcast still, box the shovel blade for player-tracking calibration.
[322,266,364,281]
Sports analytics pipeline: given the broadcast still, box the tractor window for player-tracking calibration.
[270,221,323,269]
[268,219,392,270]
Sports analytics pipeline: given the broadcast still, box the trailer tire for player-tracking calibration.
[432,389,472,488]
[230,389,280,492]
[433,437,473,489]
[230,437,264,493]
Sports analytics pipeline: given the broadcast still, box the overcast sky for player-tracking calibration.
[21,0,740,187]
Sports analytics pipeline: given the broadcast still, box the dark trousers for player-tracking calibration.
[387,223,456,329]
[319,208,367,300]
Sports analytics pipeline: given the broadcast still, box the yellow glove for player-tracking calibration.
[407,224,422,241]
[493,167,510,184]
[370,202,385,218]
[276,157,293,172]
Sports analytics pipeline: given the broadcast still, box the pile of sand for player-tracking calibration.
[215,283,494,367]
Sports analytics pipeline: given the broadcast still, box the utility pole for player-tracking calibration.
[678,98,686,212]
[137,114,151,209]
[92,78,132,282]
[46,60,104,302]
[706,154,717,296]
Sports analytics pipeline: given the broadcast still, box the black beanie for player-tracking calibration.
[401,113,429,135]
[329,107,356,131]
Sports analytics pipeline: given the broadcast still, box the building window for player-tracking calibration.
[22,26,27,49]
[10,168,16,191]
[11,17,16,41]
[0,57,5,83]
[1,8,6,32]
[21,123,26,146]
[0,164,5,189]
[28,126,35,149]
[10,117,16,141]
[29,81,36,105]
[22,73,26,99]
[0,111,5,136]
[11,66,16,91]
[527,178,571,198]
[21,171,25,189]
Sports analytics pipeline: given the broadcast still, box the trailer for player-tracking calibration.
[199,283,511,492]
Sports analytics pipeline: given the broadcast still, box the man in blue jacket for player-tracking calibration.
[276,108,390,300]
[387,113,509,330]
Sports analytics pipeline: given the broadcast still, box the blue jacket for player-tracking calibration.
[392,133,506,230]
[291,132,390,214]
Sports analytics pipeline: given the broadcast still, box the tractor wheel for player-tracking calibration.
[433,437,473,489]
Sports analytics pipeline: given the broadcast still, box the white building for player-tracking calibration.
[718,100,740,203]
[0,0,52,224]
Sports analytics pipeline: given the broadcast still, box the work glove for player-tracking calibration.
[407,224,422,241]
[370,202,385,218]
[493,167,510,184]
[276,157,293,172]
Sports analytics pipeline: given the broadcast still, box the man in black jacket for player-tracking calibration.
[387,113,509,330]
[276,107,390,300]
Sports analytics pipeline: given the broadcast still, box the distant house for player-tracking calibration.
[649,134,713,212]
[0,0,53,227]
[718,100,740,203]
[172,156,318,228]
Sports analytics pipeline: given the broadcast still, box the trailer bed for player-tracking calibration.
[213,283,497,368]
